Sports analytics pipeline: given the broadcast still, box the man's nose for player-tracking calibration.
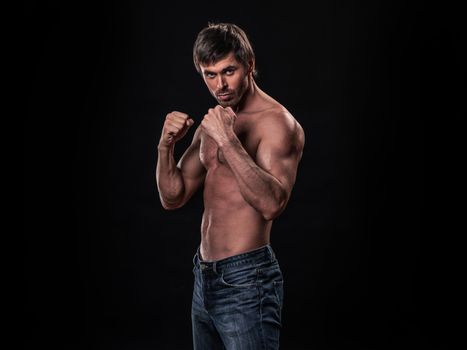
[216,76,227,89]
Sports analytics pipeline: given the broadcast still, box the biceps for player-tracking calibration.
[177,144,206,199]
[269,157,299,194]
[256,145,300,193]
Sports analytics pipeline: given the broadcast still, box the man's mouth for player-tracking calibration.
[217,92,233,101]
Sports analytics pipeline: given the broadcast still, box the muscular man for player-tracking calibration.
[156,23,304,349]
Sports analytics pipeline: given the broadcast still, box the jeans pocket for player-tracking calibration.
[220,265,258,288]
[273,280,284,309]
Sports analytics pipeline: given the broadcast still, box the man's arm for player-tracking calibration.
[156,112,206,210]
[202,106,305,220]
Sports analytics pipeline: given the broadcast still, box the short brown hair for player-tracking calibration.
[193,22,257,77]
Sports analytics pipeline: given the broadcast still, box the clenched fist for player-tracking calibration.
[159,111,194,147]
[201,105,237,146]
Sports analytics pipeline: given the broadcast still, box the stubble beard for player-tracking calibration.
[216,77,249,109]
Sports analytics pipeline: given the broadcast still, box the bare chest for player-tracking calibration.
[199,124,259,169]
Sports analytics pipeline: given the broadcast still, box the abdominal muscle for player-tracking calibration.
[199,166,272,262]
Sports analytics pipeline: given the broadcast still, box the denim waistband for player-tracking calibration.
[193,244,277,273]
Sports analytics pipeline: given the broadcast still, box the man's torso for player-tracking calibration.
[198,107,279,261]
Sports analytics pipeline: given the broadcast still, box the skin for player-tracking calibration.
[156,52,305,261]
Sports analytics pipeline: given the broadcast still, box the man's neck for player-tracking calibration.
[235,79,259,113]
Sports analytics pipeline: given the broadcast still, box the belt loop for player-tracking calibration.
[193,246,199,267]
[213,261,217,274]
[267,244,275,262]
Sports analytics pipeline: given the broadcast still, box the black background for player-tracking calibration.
[23,1,463,349]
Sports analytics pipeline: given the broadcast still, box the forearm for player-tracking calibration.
[219,136,287,220]
[156,144,185,209]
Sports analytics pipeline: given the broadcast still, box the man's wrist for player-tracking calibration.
[157,142,174,152]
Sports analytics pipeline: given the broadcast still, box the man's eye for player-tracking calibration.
[207,73,216,78]
[225,70,235,75]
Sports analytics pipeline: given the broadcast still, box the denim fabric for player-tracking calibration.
[191,244,284,349]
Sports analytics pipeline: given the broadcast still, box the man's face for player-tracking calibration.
[199,52,251,108]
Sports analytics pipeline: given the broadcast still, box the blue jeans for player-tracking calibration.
[191,244,284,349]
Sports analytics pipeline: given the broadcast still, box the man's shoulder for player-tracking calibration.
[264,105,299,125]
[258,105,305,142]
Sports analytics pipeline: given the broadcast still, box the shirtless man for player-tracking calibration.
[156,23,304,349]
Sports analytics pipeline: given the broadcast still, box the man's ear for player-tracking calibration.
[248,59,255,74]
